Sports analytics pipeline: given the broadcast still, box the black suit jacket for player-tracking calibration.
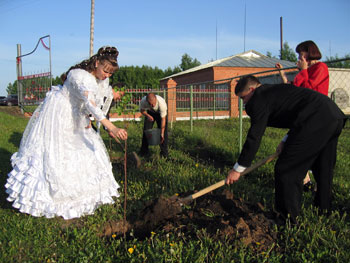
[238,84,345,167]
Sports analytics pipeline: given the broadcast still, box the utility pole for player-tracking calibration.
[216,19,218,60]
[243,3,246,52]
[89,0,95,57]
[280,16,283,59]
[16,44,23,113]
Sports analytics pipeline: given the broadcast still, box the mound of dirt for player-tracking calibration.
[0,106,31,117]
[101,189,279,251]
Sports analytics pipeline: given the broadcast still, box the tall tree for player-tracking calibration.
[280,42,297,62]
[266,51,275,58]
[180,53,201,71]
[7,53,202,90]
[6,81,17,95]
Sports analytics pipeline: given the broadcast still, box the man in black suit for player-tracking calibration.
[226,75,346,223]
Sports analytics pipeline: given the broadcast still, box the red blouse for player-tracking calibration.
[293,62,329,96]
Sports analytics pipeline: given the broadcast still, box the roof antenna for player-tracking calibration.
[243,3,246,52]
[216,19,218,60]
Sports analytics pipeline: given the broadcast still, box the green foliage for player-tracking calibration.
[114,87,138,116]
[180,53,201,71]
[280,42,298,62]
[266,51,274,58]
[111,65,166,88]
[110,53,201,89]
[6,81,17,95]
[266,42,297,62]
[7,53,201,94]
[325,54,350,68]
[163,65,182,77]
[52,76,63,86]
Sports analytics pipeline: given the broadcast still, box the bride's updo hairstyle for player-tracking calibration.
[61,46,119,82]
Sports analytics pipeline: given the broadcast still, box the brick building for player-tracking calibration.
[159,50,296,121]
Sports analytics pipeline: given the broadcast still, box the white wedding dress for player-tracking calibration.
[5,69,120,219]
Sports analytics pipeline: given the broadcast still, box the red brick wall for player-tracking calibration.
[213,66,278,80]
[119,66,278,121]
[160,67,213,86]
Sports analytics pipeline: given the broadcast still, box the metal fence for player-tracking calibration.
[18,73,51,106]
[114,58,350,118]
[116,68,299,115]
[18,58,350,119]
[16,35,52,111]
[120,87,167,113]
[175,81,230,111]
[327,67,350,115]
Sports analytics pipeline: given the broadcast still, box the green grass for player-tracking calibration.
[1,110,350,262]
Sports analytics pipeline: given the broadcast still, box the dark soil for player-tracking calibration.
[101,189,279,251]
[1,106,279,250]
[0,106,25,117]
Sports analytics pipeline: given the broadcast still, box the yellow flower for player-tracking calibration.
[195,163,199,168]
[175,193,179,196]
[170,243,175,247]
[151,231,156,235]
[255,242,261,246]
[112,234,116,238]
[133,245,136,249]
[128,247,134,254]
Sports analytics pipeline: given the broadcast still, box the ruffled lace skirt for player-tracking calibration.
[5,87,119,219]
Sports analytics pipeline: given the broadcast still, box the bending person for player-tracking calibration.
[139,93,168,158]
[5,46,127,219]
[226,75,345,224]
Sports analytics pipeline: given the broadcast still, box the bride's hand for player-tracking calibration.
[86,120,92,129]
[110,127,128,140]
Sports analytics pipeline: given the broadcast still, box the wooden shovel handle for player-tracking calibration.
[184,152,279,201]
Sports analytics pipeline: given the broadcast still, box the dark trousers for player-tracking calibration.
[274,119,344,222]
[140,110,168,157]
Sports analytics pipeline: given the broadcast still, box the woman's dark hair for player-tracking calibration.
[61,46,119,82]
[295,40,322,60]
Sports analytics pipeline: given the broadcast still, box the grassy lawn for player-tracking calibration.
[1,107,350,262]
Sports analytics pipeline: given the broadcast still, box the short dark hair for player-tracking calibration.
[146,93,156,102]
[295,40,322,60]
[235,75,260,95]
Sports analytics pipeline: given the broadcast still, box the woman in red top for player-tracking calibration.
[276,40,329,189]
[276,40,329,96]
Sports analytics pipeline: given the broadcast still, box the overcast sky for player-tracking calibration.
[0,0,349,95]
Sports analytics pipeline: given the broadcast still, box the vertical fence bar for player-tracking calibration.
[48,35,52,88]
[239,97,243,152]
[16,44,23,113]
[190,85,193,132]
[213,89,216,120]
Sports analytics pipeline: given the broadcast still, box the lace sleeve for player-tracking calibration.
[68,69,106,121]
[83,89,106,121]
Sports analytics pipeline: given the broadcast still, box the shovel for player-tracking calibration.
[180,152,279,203]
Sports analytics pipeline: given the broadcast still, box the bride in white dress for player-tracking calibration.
[5,46,127,219]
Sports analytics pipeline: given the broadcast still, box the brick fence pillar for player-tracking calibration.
[229,79,239,117]
[166,78,177,124]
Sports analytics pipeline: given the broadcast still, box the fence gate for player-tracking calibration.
[16,35,52,111]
